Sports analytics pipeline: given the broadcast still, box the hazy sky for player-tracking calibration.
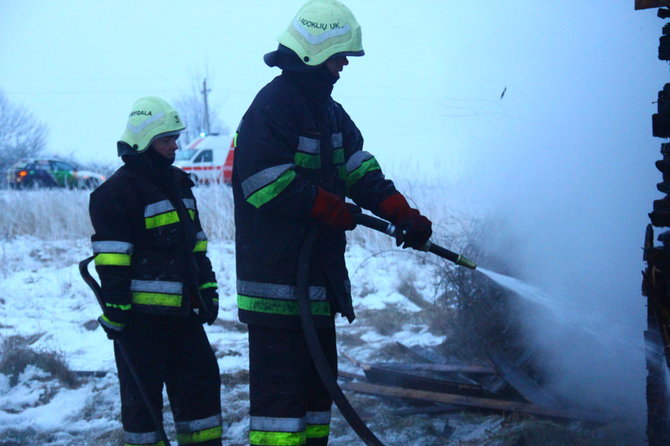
[2,0,669,425]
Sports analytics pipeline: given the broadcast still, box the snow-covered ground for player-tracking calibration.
[0,188,646,445]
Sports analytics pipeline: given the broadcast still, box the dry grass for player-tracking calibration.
[0,334,78,388]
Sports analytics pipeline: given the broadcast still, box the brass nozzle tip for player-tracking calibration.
[456,256,477,270]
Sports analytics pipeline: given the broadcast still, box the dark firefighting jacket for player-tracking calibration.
[89,153,218,318]
[233,69,399,328]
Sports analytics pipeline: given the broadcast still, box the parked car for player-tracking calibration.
[6,159,106,190]
[173,134,235,185]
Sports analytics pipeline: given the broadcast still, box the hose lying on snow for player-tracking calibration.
[295,215,475,445]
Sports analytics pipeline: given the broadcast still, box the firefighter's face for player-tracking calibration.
[152,135,179,161]
[326,56,348,78]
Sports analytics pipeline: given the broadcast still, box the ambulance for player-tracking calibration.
[174,134,235,185]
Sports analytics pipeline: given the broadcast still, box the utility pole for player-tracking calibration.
[201,78,211,135]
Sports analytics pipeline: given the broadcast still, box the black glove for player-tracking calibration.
[198,287,219,325]
[395,210,432,249]
[98,314,126,340]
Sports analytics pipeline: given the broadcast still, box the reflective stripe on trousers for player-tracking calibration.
[249,412,330,445]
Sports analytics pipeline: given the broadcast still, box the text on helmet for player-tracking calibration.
[298,17,343,31]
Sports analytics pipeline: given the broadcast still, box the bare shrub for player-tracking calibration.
[0,335,78,388]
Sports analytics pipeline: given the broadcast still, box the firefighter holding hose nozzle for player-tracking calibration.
[232,1,432,444]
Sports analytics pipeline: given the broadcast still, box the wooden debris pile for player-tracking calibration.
[339,342,608,424]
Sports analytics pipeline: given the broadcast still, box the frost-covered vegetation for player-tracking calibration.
[0,186,645,445]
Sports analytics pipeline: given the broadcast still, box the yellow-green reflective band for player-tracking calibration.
[233,132,239,148]
[145,211,179,229]
[332,148,344,164]
[295,152,320,169]
[237,295,331,316]
[306,424,329,439]
[95,253,131,266]
[176,425,222,444]
[249,430,306,446]
[188,209,195,220]
[199,282,217,290]
[247,170,297,209]
[345,157,381,193]
[194,240,208,252]
[100,314,125,329]
[132,292,182,307]
[105,302,132,311]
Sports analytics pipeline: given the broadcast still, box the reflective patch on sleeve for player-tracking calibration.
[92,240,133,266]
[295,136,321,169]
[105,302,132,311]
[94,253,131,266]
[199,282,217,290]
[99,314,124,331]
[144,200,174,218]
[298,136,320,154]
[182,198,195,211]
[144,200,180,229]
[92,241,134,254]
[193,231,208,252]
[145,211,180,229]
[243,165,297,208]
[345,151,381,193]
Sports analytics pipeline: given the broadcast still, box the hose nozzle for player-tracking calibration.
[455,255,477,270]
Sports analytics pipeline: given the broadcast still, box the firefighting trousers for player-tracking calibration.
[248,324,337,446]
[114,313,222,446]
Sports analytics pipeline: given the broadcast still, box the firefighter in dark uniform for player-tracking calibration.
[232,1,433,444]
[89,96,223,446]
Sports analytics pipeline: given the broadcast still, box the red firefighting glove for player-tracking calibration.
[378,193,432,249]
[310,187,357,231]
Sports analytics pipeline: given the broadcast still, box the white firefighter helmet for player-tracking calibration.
[118,96,185,154]
[276,0,364,67]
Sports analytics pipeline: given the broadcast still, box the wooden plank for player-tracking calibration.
[363,365,487,397]
[486,349,562,408]
[341,381,610,424]
[391,404,462,417]
[371,362,496,375]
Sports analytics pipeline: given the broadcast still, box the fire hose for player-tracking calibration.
[296,212,476,446]
[79,256,172,446]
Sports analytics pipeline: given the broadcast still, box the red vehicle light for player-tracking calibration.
[18,170,28,177]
